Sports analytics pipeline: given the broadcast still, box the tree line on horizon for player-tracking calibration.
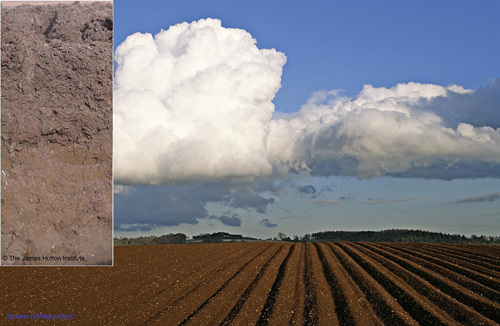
[114,233,187,246]
[307,229,500,244]
[114,229,500,246]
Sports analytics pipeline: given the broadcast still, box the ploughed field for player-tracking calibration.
[1,242,500,325]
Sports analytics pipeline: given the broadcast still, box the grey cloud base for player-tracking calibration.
[114,181,276,230]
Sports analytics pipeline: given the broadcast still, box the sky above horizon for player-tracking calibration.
[113,0,500,239]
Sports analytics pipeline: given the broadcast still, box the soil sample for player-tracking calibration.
[1,1,113,265]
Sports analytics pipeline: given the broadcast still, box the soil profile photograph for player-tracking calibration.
[1,1,113,265]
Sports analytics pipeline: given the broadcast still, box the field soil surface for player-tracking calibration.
[1,2,113,265]
[0,242,499,325]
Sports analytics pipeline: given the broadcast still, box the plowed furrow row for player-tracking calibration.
[101,244,270,326]
[461,245,500,259]
[317,242,396,325]
[483,246,500,255]
[303,242,320,325]
[398,243,500,280]
[100,244,253,324]
[358,242,500,321]
[342,243,498,325]
[429,244,500,263]
[336,242,460,325]
[376,243,500,303]
[255,244,295,325]
[181,244,288,325]
[266,243,305,325]
[323,243,419,325]
[140,243,276,325]
[407,243,500,271]
[219,245,287,325]
[142,245,260,305]
[303,242,338,325]
[226,244,294,325]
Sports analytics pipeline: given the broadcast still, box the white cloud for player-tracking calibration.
[114,19,500,184]
[271,82,500,179]
[114,18,286,184]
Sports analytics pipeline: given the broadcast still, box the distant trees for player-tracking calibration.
[310,229,500,244]
[113,229,500,246]
[275,233,302,242]
[277,232,289,241]
[114,233,186,246]
[193,232,248,243]
[157,233,187,244]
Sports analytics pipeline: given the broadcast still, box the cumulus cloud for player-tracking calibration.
[114,18,286,185]
[259,218,278,228]
[457,192,500,203]
[115,18,500,183]
[270,80,500,179]
[218,214,242,227]
[416,79,500,129]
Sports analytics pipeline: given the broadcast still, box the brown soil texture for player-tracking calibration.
[0,242,499,325]
[1,2,113,265]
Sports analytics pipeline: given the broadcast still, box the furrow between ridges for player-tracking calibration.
[139,243,275,325]
[336,242,459,326]
[323,242,418,326]
[372,242,500,303]
[357,242,500,322]
[390,243,500,289]
[219,244,287,325]
[314,242,382,326]
[255,243,295,326]
[343,242,499,326]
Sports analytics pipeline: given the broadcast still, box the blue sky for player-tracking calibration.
[113,0,500,239]
[115,0,500,112]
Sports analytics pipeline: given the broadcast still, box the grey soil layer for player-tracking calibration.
[1,1,113,265]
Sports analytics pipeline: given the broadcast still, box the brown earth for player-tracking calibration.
[1,1,113,265]
[0,242,499,325]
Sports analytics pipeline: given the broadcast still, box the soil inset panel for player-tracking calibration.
[1,1,113,265]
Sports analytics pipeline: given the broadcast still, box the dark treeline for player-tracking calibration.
[114,232,255,246]
[114,233,187,246]
[114,229,500,246]
[308,229,500,244]
[193,232,256,243]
